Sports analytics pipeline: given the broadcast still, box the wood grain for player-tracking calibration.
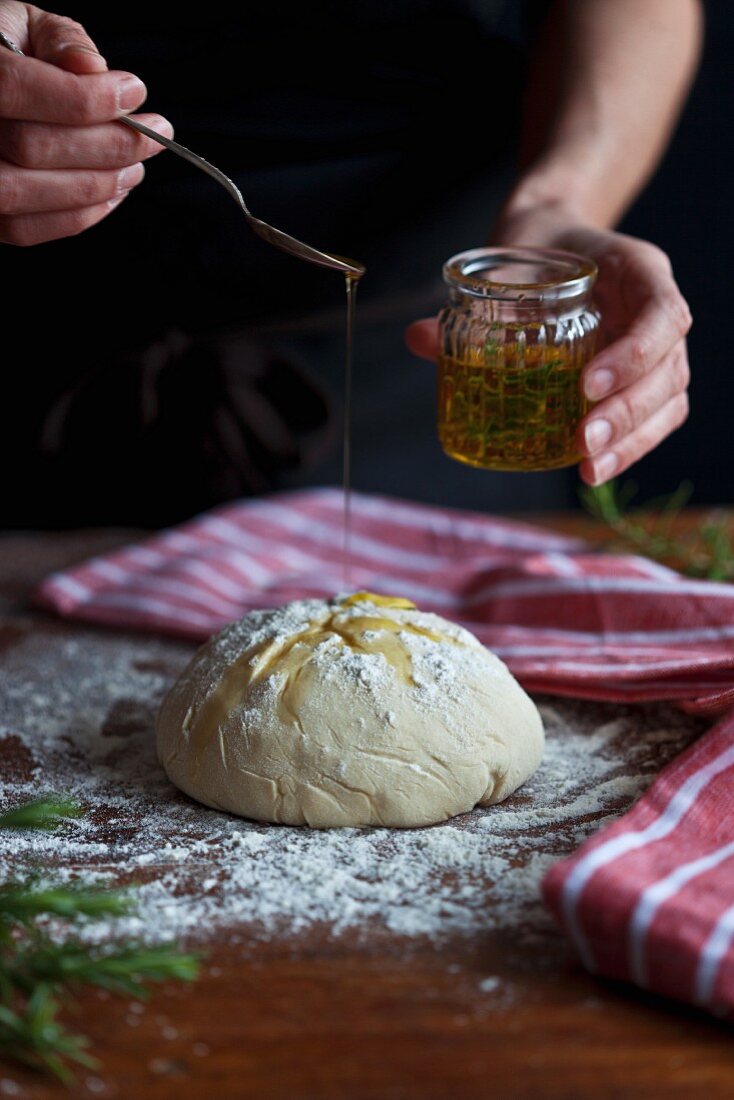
[1,518,733,1100]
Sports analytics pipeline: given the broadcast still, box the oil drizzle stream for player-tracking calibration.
[343,272,360,586]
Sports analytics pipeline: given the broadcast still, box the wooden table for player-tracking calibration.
[1,518,734,1100]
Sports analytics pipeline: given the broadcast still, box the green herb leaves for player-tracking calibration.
[0,797,199,1084]
[580,481,734,581]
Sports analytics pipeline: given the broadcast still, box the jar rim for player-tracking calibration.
[443,246,597,302]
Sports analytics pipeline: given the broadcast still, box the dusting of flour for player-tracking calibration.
[0,626,703,948]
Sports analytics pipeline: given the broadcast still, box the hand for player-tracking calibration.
[0,2,173,245]
[405,211,692,486]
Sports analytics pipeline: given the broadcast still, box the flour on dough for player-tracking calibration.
[156,593,544,828]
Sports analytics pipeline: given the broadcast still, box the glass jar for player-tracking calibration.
[437,246,600,471]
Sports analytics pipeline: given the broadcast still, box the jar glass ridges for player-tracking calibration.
[437,247,600,471]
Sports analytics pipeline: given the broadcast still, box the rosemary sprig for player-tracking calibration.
[580,480,734,580]
[8,942,199,999]
[0,797,83,831]
[0,985,96,1083]
[0,881,131,927]
[0,796,200,1085]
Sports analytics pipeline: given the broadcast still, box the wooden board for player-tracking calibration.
[1,526,733,1100]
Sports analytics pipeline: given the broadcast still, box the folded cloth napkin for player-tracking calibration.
[543,707,734,1017]
[37,487,734,714]
[36,487,734,1015]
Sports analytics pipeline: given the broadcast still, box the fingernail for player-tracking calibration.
[117,163,145,193]
[117,76,146,112]
[107,193,128,210]
[592,452,618,484]
[584,418,613,453]
[585,368,615,401]
[146,117,174,139]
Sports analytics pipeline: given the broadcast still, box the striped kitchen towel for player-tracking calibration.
[37,487,734,714]
[543,707,734,1016]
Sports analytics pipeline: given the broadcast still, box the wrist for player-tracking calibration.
[493,164,614,247]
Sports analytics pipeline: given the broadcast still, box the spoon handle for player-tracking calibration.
[0,30,23,55]
[119,116,251,214]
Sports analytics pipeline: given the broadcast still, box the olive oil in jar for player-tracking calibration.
[438,329,595,471]
[437,248,600,472]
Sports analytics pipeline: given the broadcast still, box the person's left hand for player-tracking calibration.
[406,217,692,486]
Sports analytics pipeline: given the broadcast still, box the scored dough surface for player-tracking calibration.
[156,593,544,828]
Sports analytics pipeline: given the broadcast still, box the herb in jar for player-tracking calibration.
[437,248,600,471]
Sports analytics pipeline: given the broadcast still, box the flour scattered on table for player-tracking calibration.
[0,628,703,947]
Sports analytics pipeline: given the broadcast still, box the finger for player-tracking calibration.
[579,340,690,457]
[0,52,146,123]
[0,6,31,53]
[0,160,144,214]
[0,192,132,246]
[27,9,108,74]
[0,113,173,169]
[579,393,689,487]
[582,288,692,402]
[405,318,439,361]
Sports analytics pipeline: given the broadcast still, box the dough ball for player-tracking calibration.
[156,593,544,828]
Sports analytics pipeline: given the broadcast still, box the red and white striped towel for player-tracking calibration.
[37,486,734,714]
[543,708,734,1017]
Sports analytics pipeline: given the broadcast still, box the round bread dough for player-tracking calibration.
[156,593,544,828]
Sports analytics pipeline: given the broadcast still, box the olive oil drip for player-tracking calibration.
[343,273,360,584]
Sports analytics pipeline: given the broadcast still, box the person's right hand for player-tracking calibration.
[0,2,173,245]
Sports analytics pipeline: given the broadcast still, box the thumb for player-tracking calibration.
[405,318,439,362]
[28,9,108,73]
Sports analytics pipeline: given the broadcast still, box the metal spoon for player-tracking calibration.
[0,32,365,279]
[119,115,364,278]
